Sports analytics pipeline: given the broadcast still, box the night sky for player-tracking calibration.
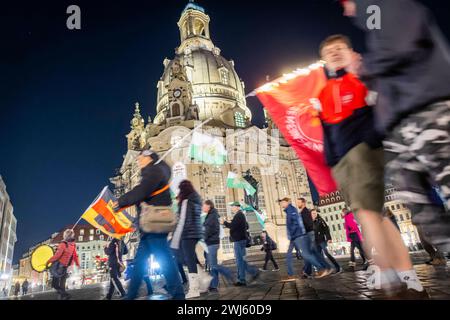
[2,0,450,263]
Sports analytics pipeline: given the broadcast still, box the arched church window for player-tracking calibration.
[193,19,205,36]
[171,103,181,117]
[234,112,245,128]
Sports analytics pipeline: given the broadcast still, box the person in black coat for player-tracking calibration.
[113,149,185,300]
[260,231,279,272]
[311,209,341,273]
[223,202,259,286]
[104,238,128,299]
[171,180,203,298]
[203,200,234,291]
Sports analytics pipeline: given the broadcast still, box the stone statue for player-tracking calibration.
[242,169,259,211]
[185,103,199,120]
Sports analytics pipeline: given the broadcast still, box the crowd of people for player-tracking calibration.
[42,0,449,300]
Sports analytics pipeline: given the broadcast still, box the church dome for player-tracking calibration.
[153,1,251,127]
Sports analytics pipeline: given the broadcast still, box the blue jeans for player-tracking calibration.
[286,240,300,276]
[294,234,326,274]
[126,234,185,300]
[303,232,330,275]
[207,244,233,289]
[318,242,341,271]
[233,240,259,283]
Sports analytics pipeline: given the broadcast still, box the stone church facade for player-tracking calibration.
[110,1,313,261]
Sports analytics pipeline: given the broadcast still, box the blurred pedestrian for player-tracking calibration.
[342,209,367,269]
[113,149,184,300]
[280,198,332,279]
[46,229,80,300]
[203,200,234,292]
[22,279,29,296]
[223,202,260,286]
[317,31,420,297]
[170,180,204,299]
[14,282,20,297]
[104,238,128,299]
[297,198,330,277]
[260,231,279,272]
[311,209,341,273]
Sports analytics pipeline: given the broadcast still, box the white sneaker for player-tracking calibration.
[185,273,200,299]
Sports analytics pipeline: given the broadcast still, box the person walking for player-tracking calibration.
[296,198,330,277]
[316,31,422,297]
[279,198,332,279]
[46,229,80,300]
[170,180,204,299]
[260,231,280,272]
[342,208,367,269]
[104,238,128,300]
[339,0,450,297]
[203,200,234,292]
[113,149,184,300]
[417,226,447,266]
[14,282,20,297]
[223,202,259,286]
[21,279,29,296]
[311,209,342,273]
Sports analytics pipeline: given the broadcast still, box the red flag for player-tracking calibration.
[256,65,337,195]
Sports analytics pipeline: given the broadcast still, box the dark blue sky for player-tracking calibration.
[1,0,449,263]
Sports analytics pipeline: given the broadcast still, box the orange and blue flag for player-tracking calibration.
[81,186,135,239]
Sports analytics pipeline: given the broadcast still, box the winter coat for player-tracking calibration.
[344,212,363,243]
[105,239,129,267]
[285,204,306,241]
[313,215,332,244]
[261,236,277,252]
[223,210,248,242]
[203,208,221,246]
[355,0,450,134]
[48,241,80,267]
[299,207,314,233]
[117,155,172,209]
[178,192,204,240]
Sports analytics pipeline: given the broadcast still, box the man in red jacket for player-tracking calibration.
[47,229,80,300]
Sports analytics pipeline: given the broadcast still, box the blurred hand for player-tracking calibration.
[346,52,362,76]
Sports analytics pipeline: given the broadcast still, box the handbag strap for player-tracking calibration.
[150,184,170,197]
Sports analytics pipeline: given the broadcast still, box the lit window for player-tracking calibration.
[78,236,83,242]
[234,112,246,128]
[90,229,94,235]
[89,236,94,241]
[220,69,229,85]
[80,229,84,236]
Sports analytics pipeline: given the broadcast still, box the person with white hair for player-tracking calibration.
[46,228,80,300]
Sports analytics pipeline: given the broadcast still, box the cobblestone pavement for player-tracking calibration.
[5,252,450,300]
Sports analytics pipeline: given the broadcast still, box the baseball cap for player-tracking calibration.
[229,201,241,207]
[278,197,291,203]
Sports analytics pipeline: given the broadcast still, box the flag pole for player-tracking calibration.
[71,216,84,231]
[155,117,213,165]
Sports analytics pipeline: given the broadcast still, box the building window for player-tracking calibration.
[100,235,104,240]
[171,103,181,117]
[251,167,266,210]
[78,236,83,242]
[220,69,229,85]
[332,225,336,231]
[80,229,84,236]
[90,229,94,235]
[234,112,246,128]
[400,214,404,221]
[330,216,334,221]
[89,236,94,241]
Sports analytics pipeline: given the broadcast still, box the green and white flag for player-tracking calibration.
[226,172,256,196]
[189,131,227,165]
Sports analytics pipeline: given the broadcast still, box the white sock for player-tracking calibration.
[397,270,424,292]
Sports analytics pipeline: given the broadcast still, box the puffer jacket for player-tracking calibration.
[179,192,204,240]
[344,212,363,242]
[204,208,221,246]
[48,241,80,267]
